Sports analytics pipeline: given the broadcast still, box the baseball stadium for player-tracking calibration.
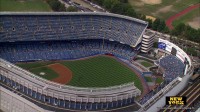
[0,12,196,112]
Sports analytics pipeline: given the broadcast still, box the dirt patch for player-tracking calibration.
[146,15,156,21]
[129,0,162,6]
[141,0,162,5]
[48,63,72,84]
[188,17,200,29]
[156,5,173,14]
[133,1,145,7]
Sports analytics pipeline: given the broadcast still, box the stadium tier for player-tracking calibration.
[0,12,148,47]
[159,55,185,81]
[0,39,138,62]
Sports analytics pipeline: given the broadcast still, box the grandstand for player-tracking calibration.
[0,12,147,47]
[0,39,138,62]
[0,12,148,111]
[158,55,185,81]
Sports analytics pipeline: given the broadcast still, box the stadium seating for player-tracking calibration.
[159,55,185,81]
[0,39,137,62]
[0,14,147,46]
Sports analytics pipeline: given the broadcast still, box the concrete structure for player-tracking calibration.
[141,31,155,53]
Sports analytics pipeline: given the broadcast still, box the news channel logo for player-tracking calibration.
[166,96,187,105]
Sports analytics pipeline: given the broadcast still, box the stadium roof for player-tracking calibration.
[0,12,148,25]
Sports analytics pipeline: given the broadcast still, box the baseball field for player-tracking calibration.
[0,0,51,12]
[16,55,143,91]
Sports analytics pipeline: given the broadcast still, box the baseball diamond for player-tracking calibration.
[16,55,143,89]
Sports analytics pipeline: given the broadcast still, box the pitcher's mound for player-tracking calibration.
[39,72,46,76]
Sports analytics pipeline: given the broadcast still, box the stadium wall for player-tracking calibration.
[0,86,52,112]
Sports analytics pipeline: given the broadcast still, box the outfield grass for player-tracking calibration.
[128,0,199,20]
[140,61,153,67]
[0,0,51,12]
[16,56,143,91]
[60,56,142,90]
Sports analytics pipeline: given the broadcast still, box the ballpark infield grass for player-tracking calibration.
[30,67,59,80]
[16,56,143,91]
[0,0,51,12]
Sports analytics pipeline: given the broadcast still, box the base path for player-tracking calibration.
[166,3,200,29]
[48,63,72,84]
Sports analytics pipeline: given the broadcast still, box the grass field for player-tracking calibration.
[128,0,199,20]
[172,8,200,29]
[16,56,143,90]
[0,0,51,12]
[140,61,153,67]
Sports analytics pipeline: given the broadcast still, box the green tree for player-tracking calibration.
[47,0,66,12]
[66,6,78,12]
[157,20,165,32]
[125,7,137,17]
[92,0,104,5]
[119,0,128,3]
[152,18,160,31]
[146,19,153,28]
[103,0,113,10]
[110,1,122,14]
[171,23,186,36]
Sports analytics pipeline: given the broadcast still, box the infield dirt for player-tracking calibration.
[48,63,72,84]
